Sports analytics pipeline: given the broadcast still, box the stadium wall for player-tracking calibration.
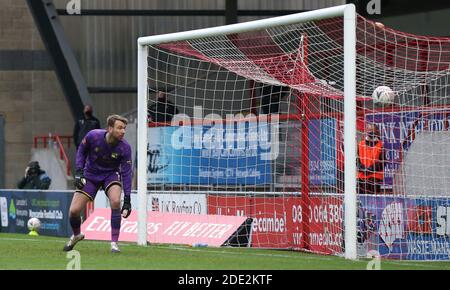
[0,0,73,189]
[378,8,450,37]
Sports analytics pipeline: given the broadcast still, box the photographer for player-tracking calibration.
[17,161,52,190]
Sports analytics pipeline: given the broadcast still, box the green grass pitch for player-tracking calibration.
[0,233,448,270]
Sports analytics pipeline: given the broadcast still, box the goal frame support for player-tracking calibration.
[137,45,148,246]
[137,4,357,259]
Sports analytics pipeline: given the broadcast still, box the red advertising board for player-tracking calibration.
[285,197,304,250]
[208,195,288,248]
[305,196,343,254]
[208,194,343,254]
[251,197,289,248]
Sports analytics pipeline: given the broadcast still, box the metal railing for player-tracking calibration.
[33,134,72,176]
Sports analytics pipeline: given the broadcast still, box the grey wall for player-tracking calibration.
[31,148,73,190]
[378,8,450,37]
[403,131,450,197]
[0,0,73,188]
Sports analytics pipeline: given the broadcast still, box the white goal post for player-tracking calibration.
[137,4,358,259]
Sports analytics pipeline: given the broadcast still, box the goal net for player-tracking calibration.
[137,4,450,260]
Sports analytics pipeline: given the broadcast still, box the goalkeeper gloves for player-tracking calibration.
[121,195,132,218]
[74,169,86,190]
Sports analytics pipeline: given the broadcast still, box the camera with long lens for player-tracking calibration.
[27,167,39,176]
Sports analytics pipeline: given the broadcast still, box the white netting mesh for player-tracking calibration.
[142,13,450,259]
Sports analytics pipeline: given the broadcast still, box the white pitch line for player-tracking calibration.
[381,261,444,269]
[0,237,60,243]
[157,245,337,261]
[0,237,132,247]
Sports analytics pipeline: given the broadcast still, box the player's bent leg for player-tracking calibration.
[107,184,122,209]
[63,192,90,252]
[107,184,122,253]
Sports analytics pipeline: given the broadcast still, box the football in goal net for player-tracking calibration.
[136,4,450,260]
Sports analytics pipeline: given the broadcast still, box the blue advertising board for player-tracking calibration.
[359,195,450,260]
[308,118,337,186]
[147,120,273,185]
[0,190,73,237]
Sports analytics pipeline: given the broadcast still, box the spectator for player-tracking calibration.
[17,161,52,190]
[73,104,101,149]
[148,91,179,123]
[357,123,385,194]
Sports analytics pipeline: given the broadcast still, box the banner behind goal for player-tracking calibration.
[137,4,450,260]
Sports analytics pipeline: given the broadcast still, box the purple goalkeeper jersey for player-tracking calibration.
[76,129,132,196]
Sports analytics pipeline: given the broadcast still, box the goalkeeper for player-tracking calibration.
[63,114,133,253]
